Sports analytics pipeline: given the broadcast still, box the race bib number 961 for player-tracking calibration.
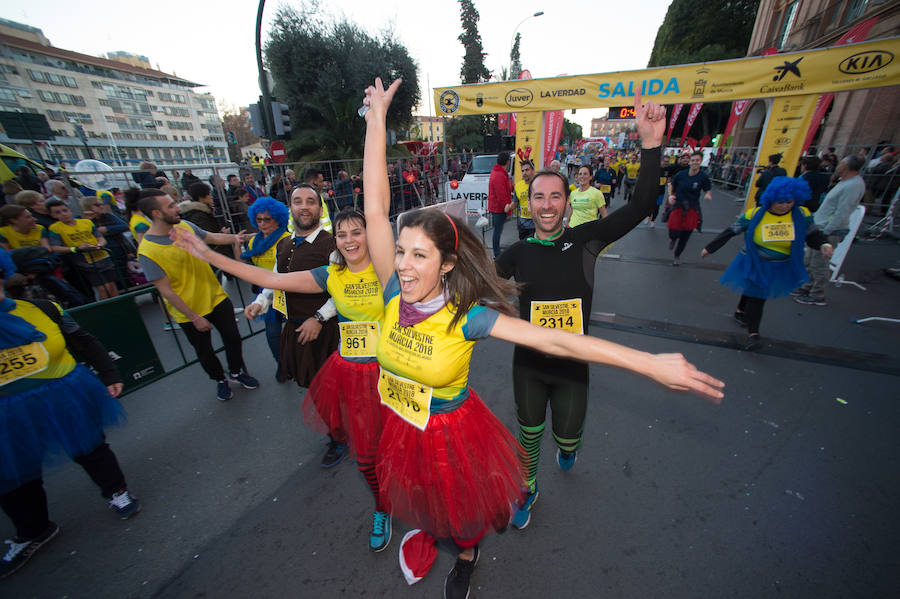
[339,321,379,358]
[530,299,583,334]
[0,342,49,386]
[378,368,432,431]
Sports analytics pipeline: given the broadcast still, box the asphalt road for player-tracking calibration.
[4,184,899,599]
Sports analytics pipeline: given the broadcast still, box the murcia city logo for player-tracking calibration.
[693,79,707,98]
[772,57,803,81]
[439,89,460,115]
[505,88,534,108]
[839,51,893,75]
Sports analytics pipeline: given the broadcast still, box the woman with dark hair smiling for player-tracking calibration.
[360,78,724,599]
[172,206,390,552]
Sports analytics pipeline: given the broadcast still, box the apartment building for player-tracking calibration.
[0,18,227,166]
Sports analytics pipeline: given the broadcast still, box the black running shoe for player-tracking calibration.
[444,545,479,599]
[321,440,347,468]
[0,522,59,579]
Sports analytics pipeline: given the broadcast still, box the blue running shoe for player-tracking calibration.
[557,448,577,471]
[369,511,391,552]
[216,380,233,401]
[511,486,539,530]
[229,371,259,390]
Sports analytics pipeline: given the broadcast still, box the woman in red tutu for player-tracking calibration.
[171,208,390,553]
[361,78,725,599]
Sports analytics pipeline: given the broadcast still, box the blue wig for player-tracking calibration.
[248,196,289,229]
[759,176,811,209]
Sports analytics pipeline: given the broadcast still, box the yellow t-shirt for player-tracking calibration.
[624,162,640,179]
[247,231,290,271]
[49,219,105,262]
[747,206,811,255]
[376,276,498,406]
[137,222,228,323]
[568,187,607,227]
[129,213,151,239]
[2,300,76,391]
[313,262,384,362]
[0,224,45,249]
[514,179,531,219]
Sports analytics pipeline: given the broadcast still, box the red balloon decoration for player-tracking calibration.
[449,180,459,189]
[405,174,416,184]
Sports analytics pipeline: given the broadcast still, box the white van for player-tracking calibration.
[447,153,512,215]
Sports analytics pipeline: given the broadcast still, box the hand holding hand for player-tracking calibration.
[646,353,725,404]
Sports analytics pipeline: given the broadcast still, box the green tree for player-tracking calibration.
[458,0,491,84]
[562,119,582,144]
[648,0,759,141]
[444,116,484,152]
[265,4,420,161]
[648,0,759,67]
[509,33,522,80]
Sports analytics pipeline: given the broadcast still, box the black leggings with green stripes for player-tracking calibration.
[513,347,589,491]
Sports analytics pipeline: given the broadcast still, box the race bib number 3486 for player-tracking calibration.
[378,368,432,431]
[761,222,795,242]
[530,299,583,334]
[0,342,49,386]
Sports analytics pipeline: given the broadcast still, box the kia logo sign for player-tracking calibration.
[839,50,894,74]
[504,88,534,108]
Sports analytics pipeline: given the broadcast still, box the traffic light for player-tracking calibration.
[226,131,237,144]
[247,102,265,137]
[271,100,291,138]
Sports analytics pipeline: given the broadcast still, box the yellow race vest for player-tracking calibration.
[137,222,228,323]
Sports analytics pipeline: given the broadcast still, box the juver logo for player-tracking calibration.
[505,88,534,108]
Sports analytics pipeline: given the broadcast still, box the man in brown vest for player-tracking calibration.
[246,184,343,466]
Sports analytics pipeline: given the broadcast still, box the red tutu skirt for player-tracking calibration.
[376,388,526,544]
[667,206,700,231]
[302,352,382,462]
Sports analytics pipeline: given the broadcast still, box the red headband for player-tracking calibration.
[444,212,459,252]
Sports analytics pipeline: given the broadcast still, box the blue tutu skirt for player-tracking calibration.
[720,252,809,299]
[0,364,126,492]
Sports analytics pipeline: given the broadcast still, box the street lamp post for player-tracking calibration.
[509,11,544,80]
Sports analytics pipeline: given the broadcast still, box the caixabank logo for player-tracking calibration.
[839,50,894,74]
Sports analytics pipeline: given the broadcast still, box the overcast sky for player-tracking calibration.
[10,0,674,132]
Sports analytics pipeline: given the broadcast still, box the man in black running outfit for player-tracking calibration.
[495,92,665,529]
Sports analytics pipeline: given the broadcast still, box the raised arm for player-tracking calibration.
[362,77,402,285]
[489,313,724,403]
[171,227,323,293]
